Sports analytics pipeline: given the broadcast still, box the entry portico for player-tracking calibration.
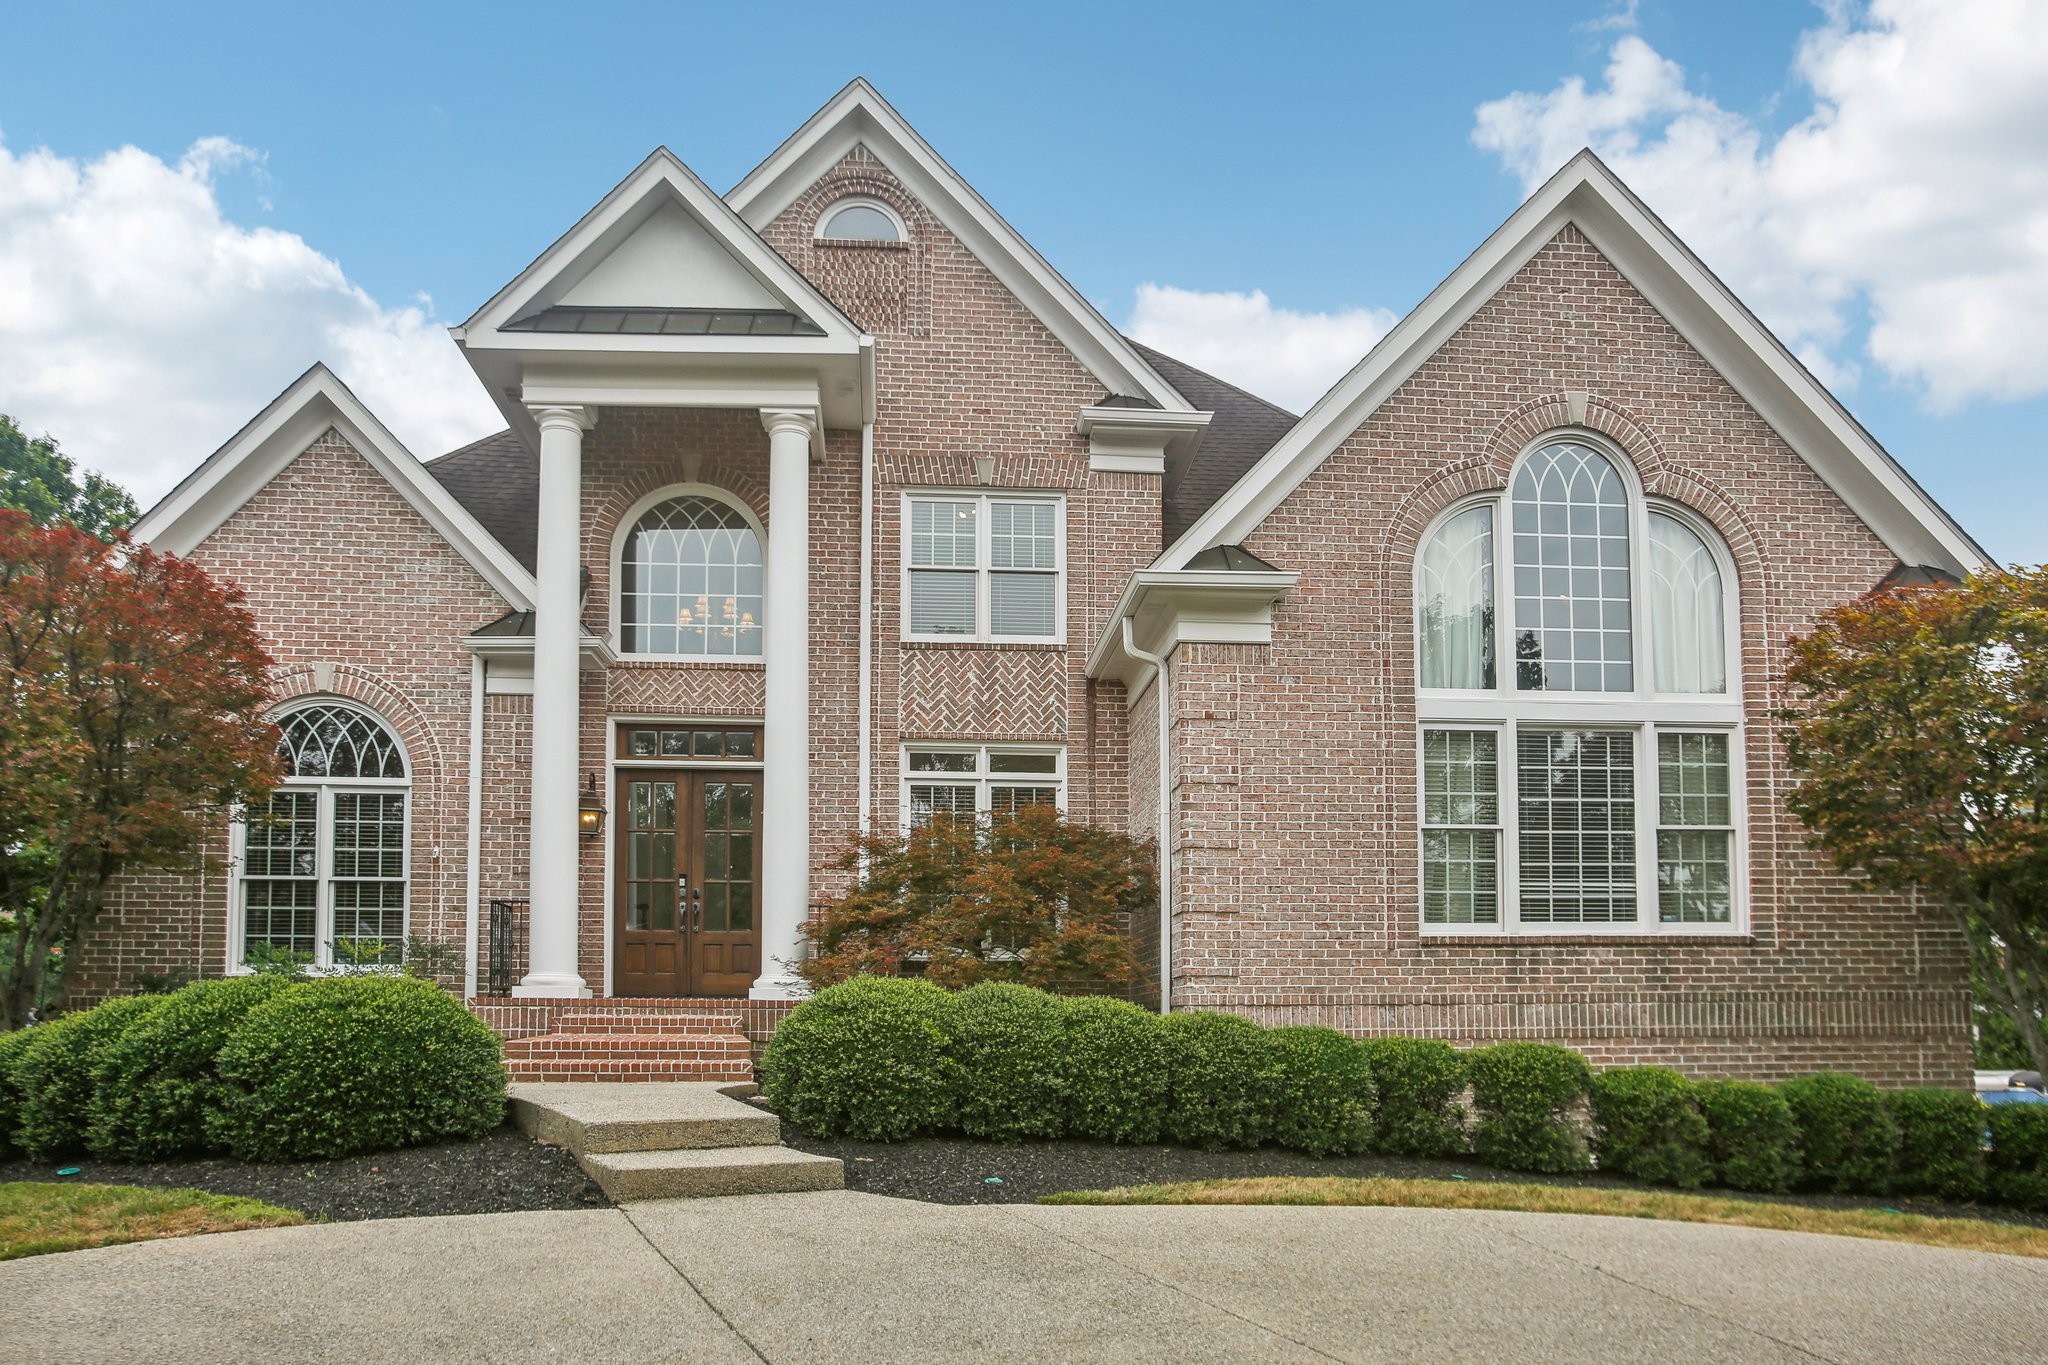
[451,149,871,1000]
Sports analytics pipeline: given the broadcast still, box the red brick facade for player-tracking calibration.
[77,125,1970,1086]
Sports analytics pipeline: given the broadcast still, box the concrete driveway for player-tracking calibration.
[2,1191,2041,1362]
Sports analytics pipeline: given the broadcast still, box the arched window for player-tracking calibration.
[1414,437,1741,936]
[239,702,409,970]
[620,493,764,657]
[816,198,904,243]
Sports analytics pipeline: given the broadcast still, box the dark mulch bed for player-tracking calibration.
[781,1129,2048,1228]
[0,1124,608,1222]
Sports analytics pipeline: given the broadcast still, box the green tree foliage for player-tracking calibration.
[0,415,137,541]
[0,513,281,1027]
[1784,568,2048,1077]
[802,805,1153,992]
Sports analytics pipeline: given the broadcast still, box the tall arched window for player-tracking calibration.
[239,702,409,970]
[1414,437,1740,936]
[620,493,764,657]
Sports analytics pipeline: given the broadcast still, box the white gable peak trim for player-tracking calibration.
[133,364,537,612]
[727,78,1194,414]
[1159,150,1986,577]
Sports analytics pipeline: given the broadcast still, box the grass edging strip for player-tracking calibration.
[0,1181,305,1260]
[1038,1175,2048,1260]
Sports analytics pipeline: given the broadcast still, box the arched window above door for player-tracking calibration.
[619,492,765,657]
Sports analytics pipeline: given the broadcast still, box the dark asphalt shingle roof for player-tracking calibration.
[427,429,539,573]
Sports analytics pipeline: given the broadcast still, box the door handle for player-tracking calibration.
[688,885,703,932]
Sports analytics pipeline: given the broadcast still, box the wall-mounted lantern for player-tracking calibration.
[578,773,607,839]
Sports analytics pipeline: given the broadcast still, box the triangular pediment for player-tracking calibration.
[556,200,782,311]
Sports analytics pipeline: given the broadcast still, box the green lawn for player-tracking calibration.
[1041,1176,2048,1260]
[0,1182,305,1260]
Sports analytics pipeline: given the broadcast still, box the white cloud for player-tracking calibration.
[1125,283,1398,413]
[1472,1,2048,410]
[0,135,500,505]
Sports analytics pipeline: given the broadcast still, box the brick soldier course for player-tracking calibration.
[81,80,1984,1086]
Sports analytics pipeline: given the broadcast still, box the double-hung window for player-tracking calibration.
[1414,438,1743,934]
[903,493,1064,641]
[237,703,410,969]
[902,746,1064,828]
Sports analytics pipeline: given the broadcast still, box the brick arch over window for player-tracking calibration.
[774,149,934,337]
[267,665,446,792]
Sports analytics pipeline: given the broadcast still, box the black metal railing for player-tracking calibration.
[485,899,530,996]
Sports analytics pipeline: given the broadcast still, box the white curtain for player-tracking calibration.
[1419,505,1494,689]
[1649,513,1726,694]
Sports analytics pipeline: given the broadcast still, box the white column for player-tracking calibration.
[754,408,814,998]
[514,405,593,997]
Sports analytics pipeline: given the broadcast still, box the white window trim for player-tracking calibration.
[898,742,1067,832]
[228,779,413,973]
[610,484,768,664]
[1413,432,1747,937]
[900,490,1067,644]
[815,195,908,243]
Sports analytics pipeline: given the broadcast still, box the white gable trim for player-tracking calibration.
[457,148,864,347]
[133,364,538,611]
[727,79,1194,414]
[1158,151,1986,576]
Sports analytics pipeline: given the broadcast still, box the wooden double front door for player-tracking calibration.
[614,770,760,997]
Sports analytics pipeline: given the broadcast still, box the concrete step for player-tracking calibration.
[510,1082,779,1153]
[580,1145,845,1202]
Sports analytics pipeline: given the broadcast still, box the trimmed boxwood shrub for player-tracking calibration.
[1883,1088,1986,1202]
[1360,1037,1468,1157]
[1061,996,1171,1144]
[1590,1066,1712,1188]
[1695,1079,1802,1194]
[1986,1104,2048,1212]
[13,995,171,1159]
[87,975,294,1160]
[948,983,1066,1141]
[1159,1011,1282,1151]
[1268,1026,1376,1157]
[207,976,505,1161]
[1466,1042,1592,1173]
[1778,1072,1895,1194]
[758,975,958,1141]
[0,1026,40,1157]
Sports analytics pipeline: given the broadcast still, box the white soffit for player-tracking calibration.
[726,78,1194,414]
[132,364,538,611]
[1159,151,1987,576]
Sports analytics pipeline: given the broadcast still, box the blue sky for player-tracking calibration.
[4,1,2043,562]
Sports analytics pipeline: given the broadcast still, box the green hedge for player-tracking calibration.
[1695,1079,1802,1194]
[1883,1088,1986,1202]
[1590,1067,1712,1188]
[1466,1042,1592,1173]
[948,983,1066,1141]
[1061,996,1171,1144]
[1161,1011,1282,1151]
[207,976,506,1161]
[12,995,169,1159]
[1779,1072,1896,1195]
[1359,1037,1468,1157]
[87,976,294,1161]
[0,1027,40,1158]
[1268,1026,1375,1157]
[1986,1105,2048,1212]
[758,976,958,1141]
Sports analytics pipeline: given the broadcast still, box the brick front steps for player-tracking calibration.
[475,999,764,1084]
[509,1081,843,1201]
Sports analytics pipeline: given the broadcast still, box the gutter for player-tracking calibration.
[1121,619,1173,1014]
[857,417,875,841]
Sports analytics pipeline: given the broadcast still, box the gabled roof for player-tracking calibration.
[1158,150,1988,576]
[133,365,537,611]
[1132,341,1300,545]
[726,78,1194,414]
[426,428,538,573]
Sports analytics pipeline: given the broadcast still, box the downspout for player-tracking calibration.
[856,418,875,843]
[1121,619,1173,1013]
[463,654,484,999]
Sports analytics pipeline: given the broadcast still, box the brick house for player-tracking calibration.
[81,80,1985,1084]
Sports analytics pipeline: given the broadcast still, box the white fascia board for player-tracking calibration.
[462,631,617,671]
[1079,406,1212,475]
[134,364,537,612]
[1085,568,1298,696]
[1158,151,1987,577]
[460,148,864,346]
[727,79,1194,414]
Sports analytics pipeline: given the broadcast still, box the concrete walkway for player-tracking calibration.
[2,1191,2040,1362]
